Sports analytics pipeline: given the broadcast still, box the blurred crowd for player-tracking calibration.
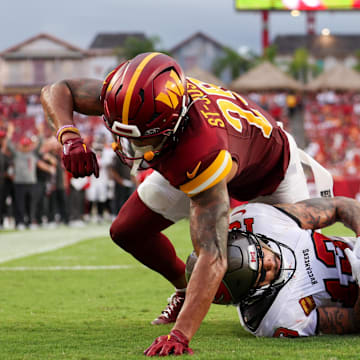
[247,91,302,133]
[247,90,360,183]
[0,94,136,230]
[303,91,360,180]
[1,90,360,230]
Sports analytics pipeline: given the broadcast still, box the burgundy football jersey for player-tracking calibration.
[153,78,290,201]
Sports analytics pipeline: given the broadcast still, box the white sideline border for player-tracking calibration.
[0,265,135,271]
[0,224,110,264]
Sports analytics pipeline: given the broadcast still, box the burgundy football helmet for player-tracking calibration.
[101,52,188,167]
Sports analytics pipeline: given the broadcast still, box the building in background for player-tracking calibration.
[0,32,147,95]
[169,31,230,84]
[3,31,360,95]
[2,31,360,199]
[0,33,89,95]
[273,34,360,75]
[88,32,147,79]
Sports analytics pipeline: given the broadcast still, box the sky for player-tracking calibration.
[1,0,360,55]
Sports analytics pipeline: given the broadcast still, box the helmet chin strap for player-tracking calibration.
[172,95,205,135]
[130,137,167,176]
[173,95,189,134]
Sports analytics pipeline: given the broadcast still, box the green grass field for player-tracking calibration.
[0,221,360,359]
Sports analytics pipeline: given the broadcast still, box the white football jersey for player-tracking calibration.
[230,203,357,337]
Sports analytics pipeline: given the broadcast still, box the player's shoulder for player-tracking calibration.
[159,143,232,197]
[241,286,314,337]
[186,77,238,100]
[230,203,299,225]
[261,291,317,337]
[156,85,233,194]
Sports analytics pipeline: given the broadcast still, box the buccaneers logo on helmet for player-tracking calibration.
[185,230,296,305]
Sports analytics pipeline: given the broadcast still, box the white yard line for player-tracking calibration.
[0,224,110,264]
[0,265,135,271]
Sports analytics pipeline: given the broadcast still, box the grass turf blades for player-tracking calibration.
[0,221,360,359]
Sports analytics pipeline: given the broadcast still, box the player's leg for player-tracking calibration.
[137,170,191,223]
[110,190,187,285]
[251,131,310,204]
[110,171,190,324]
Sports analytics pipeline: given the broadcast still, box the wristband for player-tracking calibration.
[56,125,80,144]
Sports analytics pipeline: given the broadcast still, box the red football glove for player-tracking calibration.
[62,138,99,178]
[144,329,194,356]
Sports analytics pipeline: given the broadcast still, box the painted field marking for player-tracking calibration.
[0,224,110,263]
[0,265,136,271]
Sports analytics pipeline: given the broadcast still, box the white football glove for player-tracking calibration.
[345,241,360,285]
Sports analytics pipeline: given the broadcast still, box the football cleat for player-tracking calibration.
[151,291,185,325]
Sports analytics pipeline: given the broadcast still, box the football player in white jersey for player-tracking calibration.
[186,196,360,337]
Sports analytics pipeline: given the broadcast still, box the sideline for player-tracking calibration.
[0,224,110,264]
[0,265,134,271]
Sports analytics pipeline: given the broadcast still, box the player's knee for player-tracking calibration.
[109,216,132,250]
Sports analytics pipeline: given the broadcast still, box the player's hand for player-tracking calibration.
[62,137,99,178]
[144,329,194,356]
[345,242,360,285]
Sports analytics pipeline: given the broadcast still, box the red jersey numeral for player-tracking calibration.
[273,328,299,338]
[229,221,241,231]
[244,218,254,232]
[312,232,357,306]
[313,233,351,274]
[229,210,254,232]
[323,279,358,307]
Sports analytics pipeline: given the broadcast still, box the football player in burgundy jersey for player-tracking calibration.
[40,52,321,356]
[186,196,360,337]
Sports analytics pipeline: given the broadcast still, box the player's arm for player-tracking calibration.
[318,297,360,334]
[172,179,229,340]
[40,79,103,178]
[40,79,103,136]
[276,196,360,235]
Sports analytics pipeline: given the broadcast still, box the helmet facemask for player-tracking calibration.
[242,232,296,304]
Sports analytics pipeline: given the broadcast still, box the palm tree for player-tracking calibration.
[353,49,360,72]
[213,47,252,81]
[262,44,277,63]
[288,48,310,83]
[115,36,168,61]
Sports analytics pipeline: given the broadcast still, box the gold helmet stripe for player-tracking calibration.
[122,52,161,125]
[180,150,232,197]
